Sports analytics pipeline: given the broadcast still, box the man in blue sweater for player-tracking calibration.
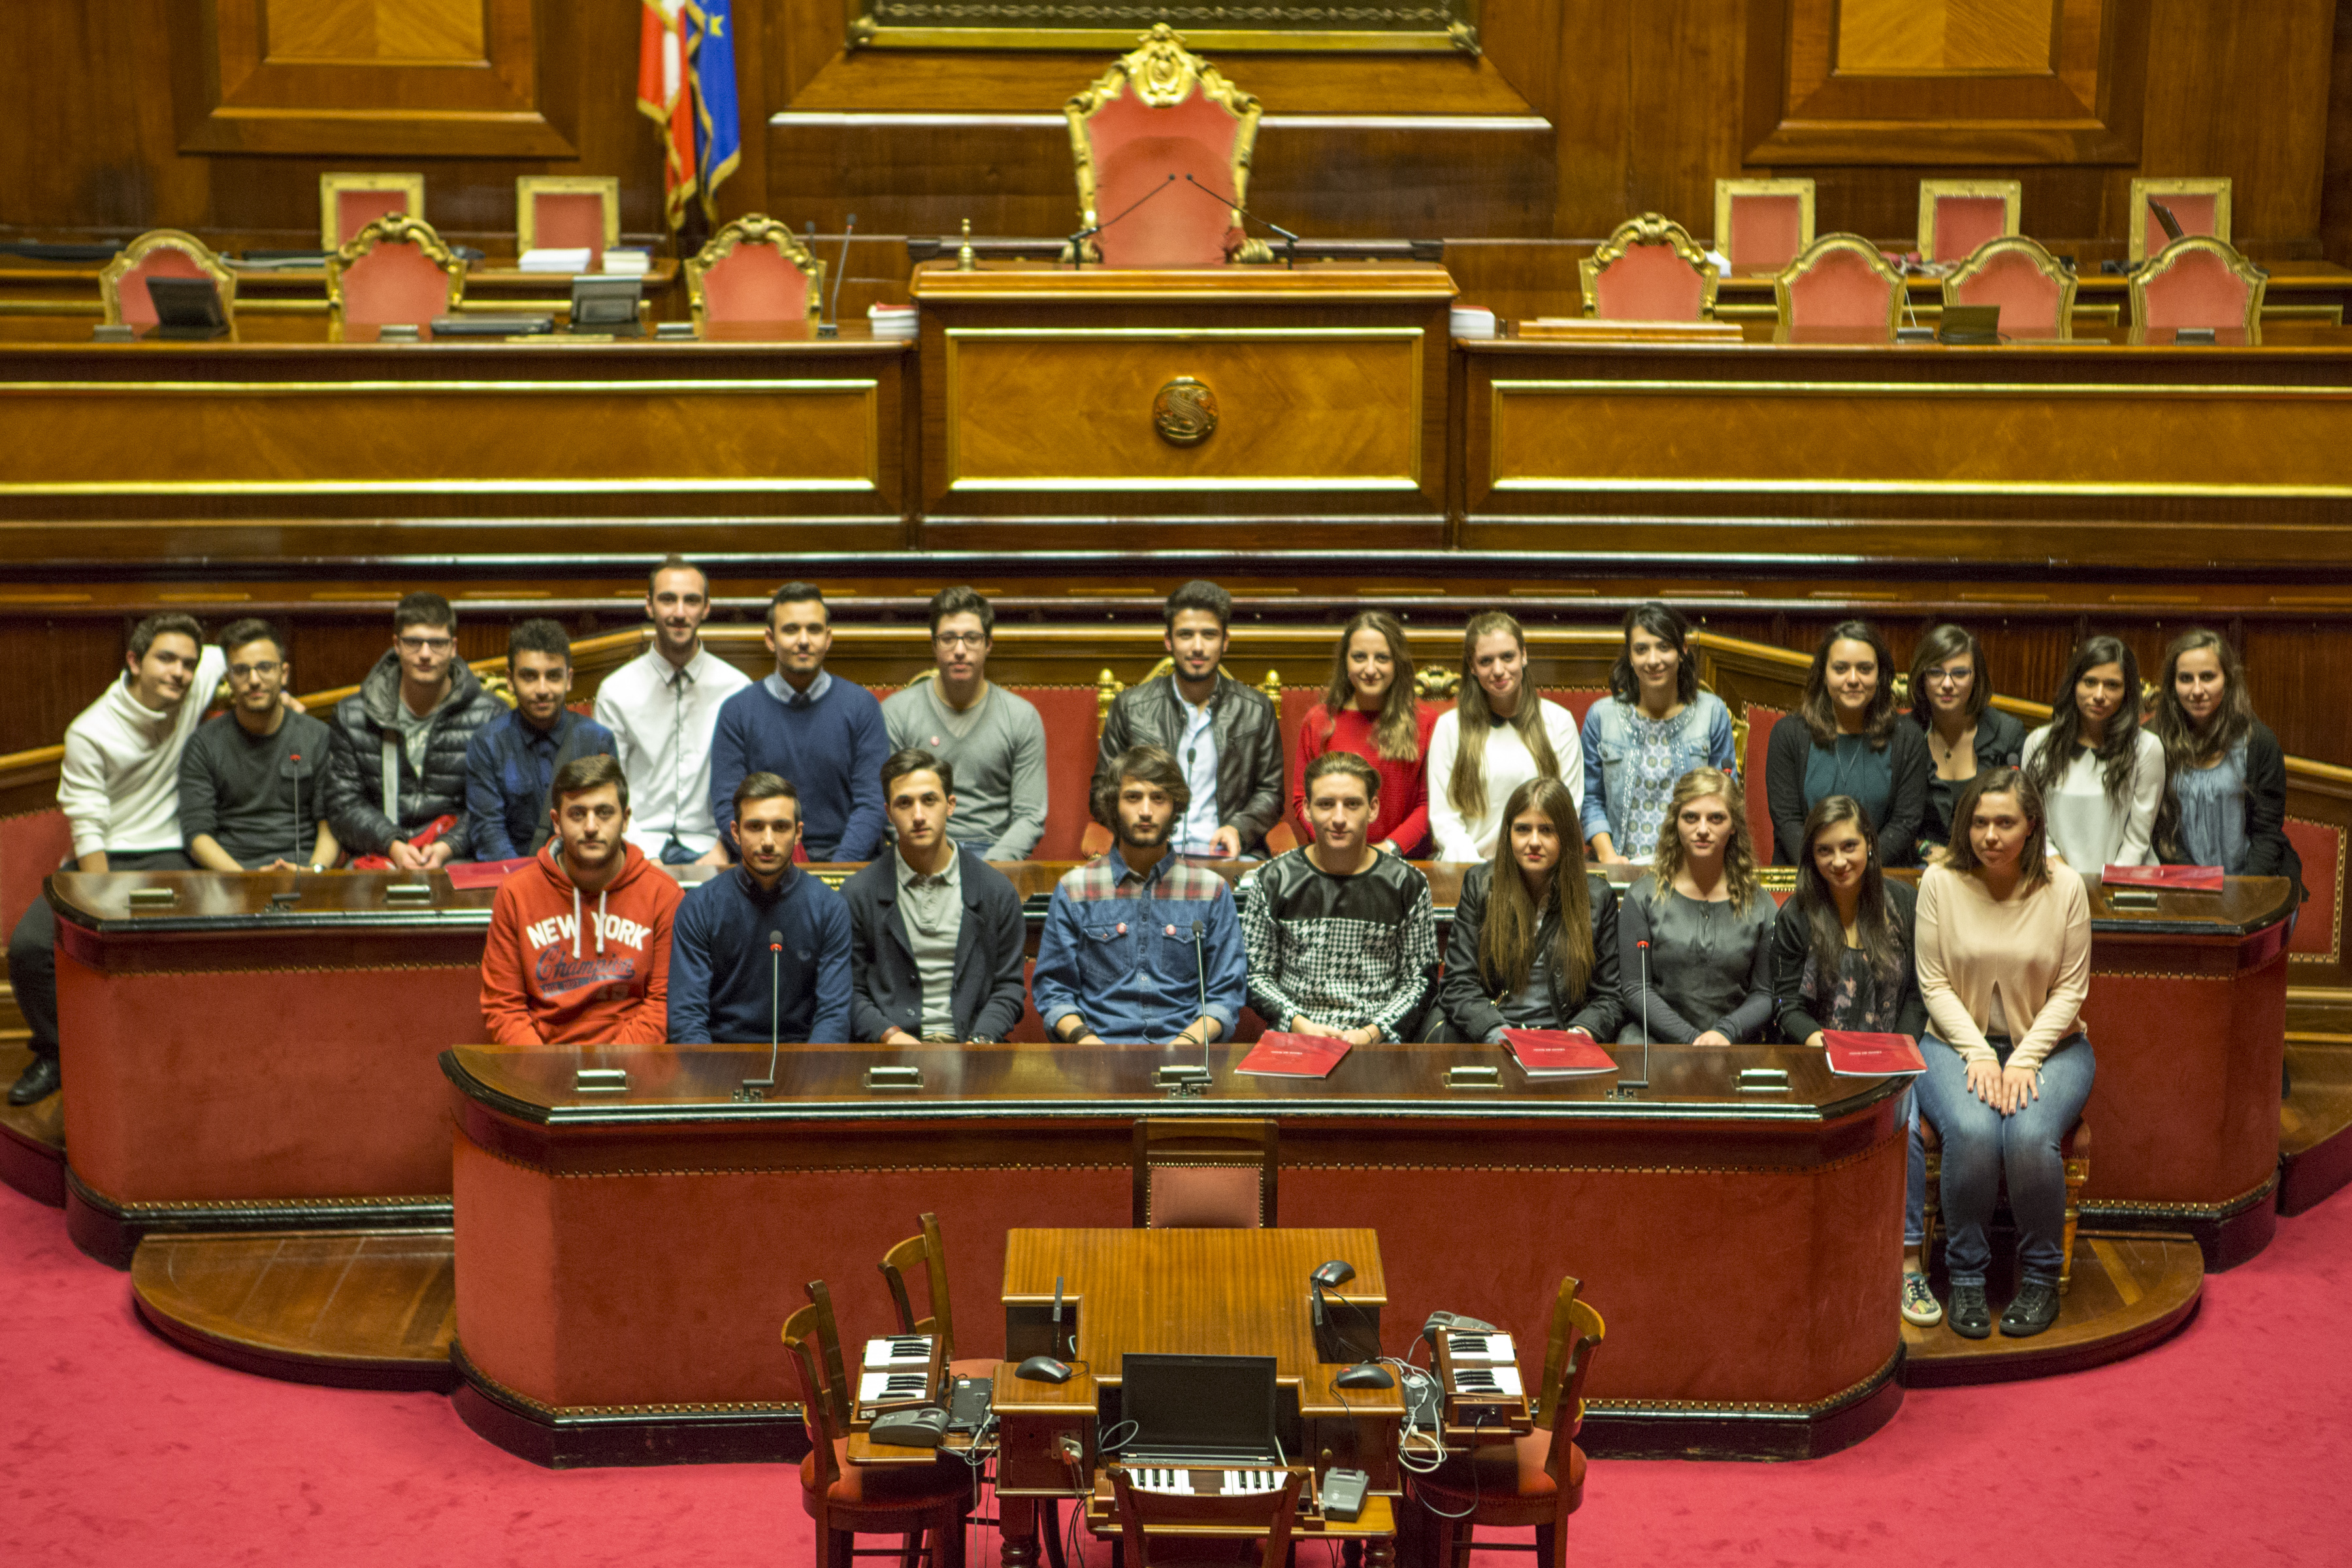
[668,772,852,1045]
[708,582,888,862]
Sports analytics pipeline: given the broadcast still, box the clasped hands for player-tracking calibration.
[1290,1017,1379,1047]
[1965,1055,2040,1116]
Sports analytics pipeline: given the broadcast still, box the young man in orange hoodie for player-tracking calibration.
[480,753,683,1046]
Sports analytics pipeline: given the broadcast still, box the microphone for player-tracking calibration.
[742,928,783,1093]
[1181,172,1300,267]
[820,215,854,337]
[1620,937,1652,1098]
[1192,919,1210,1072]
[1310,1258,1354,1327]
[280,751,305,865]
[1067,174,1178,271]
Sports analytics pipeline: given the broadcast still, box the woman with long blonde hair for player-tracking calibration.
[1286,610,1439,855]
[1617,767,1774,1048]
[1438,776,1622,1044]
[1425,612,1584,861]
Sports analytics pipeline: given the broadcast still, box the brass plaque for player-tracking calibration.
[1152,376,1218,446]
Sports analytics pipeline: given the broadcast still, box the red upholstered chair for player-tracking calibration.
[2129,178,2231,264]
[1578,213,1716,321]
[516,176,619,257]
[1713,178,1814,271]
[97,229,238,330]
[1918,1117,2091,1292]
[2285,819,2339,960]
[1133,1117,1277,1228]
[318,172,424,248]
[1064,24,1262,267]
[1917,180,2019,265]
[1740,708,1782,857]
[1106,1462,1302,1568]
[1942,235,2076,339]
[783,1282,973,1568]
[686,214,826,326]
[878,1212,997,1382]
[1408,1277,1604,1568]
[1772,234,1905,338]
[325,214,467,331]
[2130,236,2266,335]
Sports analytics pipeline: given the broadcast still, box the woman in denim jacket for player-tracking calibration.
[1580,603,1737,864]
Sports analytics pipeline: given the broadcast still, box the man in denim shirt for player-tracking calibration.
[1034,744,1245,1048]
[464,619,617,862]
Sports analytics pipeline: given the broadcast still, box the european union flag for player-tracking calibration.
[690,0,740,217]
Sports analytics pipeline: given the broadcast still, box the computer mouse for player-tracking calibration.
[1016,1355,1073,1384]
[1335,1363,1394,1390]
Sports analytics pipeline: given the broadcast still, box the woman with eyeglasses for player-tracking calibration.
[1906,623,2026,861]
[1288,610,1438,857]
[1763,619,1929,868]
[1580,602,1737,865]
[2020,634,2164,871]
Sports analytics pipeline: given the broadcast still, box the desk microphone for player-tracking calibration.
[742,929,783,1092]
[823,216,855,333]
[279,751,306,865]
[1620,937,1652,1098]
[1181,173,1301,268]
[1067,175,1178,271]
[1191,919,1210,1071]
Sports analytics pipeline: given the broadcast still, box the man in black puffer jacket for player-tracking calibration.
[324,592,506,868]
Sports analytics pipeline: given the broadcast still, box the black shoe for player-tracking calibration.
[1948,1282,1992,1339]
[7,1055,59,1106]
[2000,1281,2061,1338]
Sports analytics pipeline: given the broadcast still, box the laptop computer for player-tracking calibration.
[1117,1353,1281,1466]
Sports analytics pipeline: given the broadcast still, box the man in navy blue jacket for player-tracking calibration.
[668,772,852,1045]
[708,583,888,862]
[463,619,616,862]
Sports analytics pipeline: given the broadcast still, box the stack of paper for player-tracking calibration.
[517,247,593,273]
[600,248,652,275]
[2103,863,2225,890]
[869,302,918,339]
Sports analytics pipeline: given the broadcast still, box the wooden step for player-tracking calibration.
[2281,1037,2352,1215]
[0,1042,65,1207]
[1901,1232,2202,1386]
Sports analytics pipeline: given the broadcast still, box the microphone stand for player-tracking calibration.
[740,929,783,1098]
[281,751,305,869]
[1182,173,1301,270]
[1192,919,1210,1077]
[819,215,854,337]
[1616,938,1651,1100]
[1067,174,1179,270]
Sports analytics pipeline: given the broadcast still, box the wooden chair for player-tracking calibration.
[319,172,424,249]
[879,1212,998,1381]
[1916,180,2019,265]
[2131,236,2267,335]
[516,175,620,256]
[1133,1117,1277,1228]
[1578,213,1716,321]
[687,214,827,326]
[97,229,237,330]
[325,213,466,329]
[1772,233,1906,337]
[1409,1278,1604,1568]
[1064,24,1262,267]
[1942,235,2076,339]
[1104,1462,1303,1568]
[1712,178,1814,270]
[1918,1117,2091,1292]
[783,1281,974,1568]
[2128,177,2232,264]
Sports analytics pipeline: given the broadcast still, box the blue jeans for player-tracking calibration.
[1903,1085,1925,1248]
[1915,1031,2095,1288]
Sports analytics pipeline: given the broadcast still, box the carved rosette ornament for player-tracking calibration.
[1152,377,1218,446]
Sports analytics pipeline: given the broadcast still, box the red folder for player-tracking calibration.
[1823,1032,1926,1077]
[1235,1033,1352,1079]
[1501,1028,1618,1078]
[446,857,534,890]
[2102,864,2225,891]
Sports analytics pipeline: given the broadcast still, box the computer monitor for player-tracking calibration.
[1117,1353,1279,1464]
[568,275,643,336]
[144,277,229,340]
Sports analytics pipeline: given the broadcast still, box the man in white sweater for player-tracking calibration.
[6,613,224,1105]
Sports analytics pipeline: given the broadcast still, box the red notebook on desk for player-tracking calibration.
[2102,864,2225,891]
[1501,1029,1617,1078]
[446,857,534,890]
[1235,1033,1352,1079]
[1823,1032,1926,1077]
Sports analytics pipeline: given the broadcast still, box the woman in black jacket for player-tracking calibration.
[1764,620,1930,868]
[1905,623,2027,860]
[1439,776,1622,1044]
[2149,630,2304,904]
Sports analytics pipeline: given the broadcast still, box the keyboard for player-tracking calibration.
[862,1335,934,1371]
[1450,1364,1524,1397]
[1445,1332,1516,1365]
[1125,1466,1290,1497]
[858,1369,932,1405]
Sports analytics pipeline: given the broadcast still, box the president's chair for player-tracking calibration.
[1409,1277,1604,1568]
[325,214,467,331]
[1916,179,2019,265]
[686,214,827,327]
[2129,177,2232,264]
[2131,235,2266,335]
[319,172,424,248]
[98,229,238,331]
[1713,178,1814,271]
[1578,212,1716,321]
[1064,24,1262,267]
[784,1281,973,1568]
[1134,1117,1277,1228]
[1772,234,1906,338]
[1105,1463,1303,1568]
[1943,235,2076,339]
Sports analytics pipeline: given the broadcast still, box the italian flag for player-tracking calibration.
[637,0,697,230]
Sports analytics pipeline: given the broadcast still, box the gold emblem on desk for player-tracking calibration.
[1153,377,1217,446]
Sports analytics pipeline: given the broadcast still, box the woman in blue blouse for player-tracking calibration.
[1582,602,1737,864]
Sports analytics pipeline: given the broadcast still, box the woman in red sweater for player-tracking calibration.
[1289,610,1439,855]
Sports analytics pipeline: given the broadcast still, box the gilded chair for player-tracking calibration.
[1578,213,1716,321]
[1919,1117,2090,1293]
[325,214,467,329]
[1713,178,1814,270]
[2129,177,2232,263]
[1064,24,1262,267]
[2131,235,2267,334]
[1407,1278,1604,1568]
[685,214,827,326]
[1917,179,2020,265]
[783,1281,974,1568]
[1133,1117,1277,1228]
[319,172,425,249]
[98,229,238,330]
[516,175,621,256]
[1942,235,2076,339]
[1772,234,1906,337]
[1105,1463,1303,1568]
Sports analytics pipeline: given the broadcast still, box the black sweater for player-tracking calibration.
[1771,876,1929,1045]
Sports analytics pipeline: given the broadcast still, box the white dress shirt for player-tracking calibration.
[1177,693,1220,852]
[594,643,751,857]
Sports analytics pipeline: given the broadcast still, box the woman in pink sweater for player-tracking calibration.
[1289,610,1439,857]
[1913,764,2095,1342]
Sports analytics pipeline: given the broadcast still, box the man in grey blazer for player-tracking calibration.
[841,747,1030,1044]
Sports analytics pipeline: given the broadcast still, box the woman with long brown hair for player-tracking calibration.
[2149,629,2302,901]
[1616,768,1773,1048]
[2020,634,2164,870]
[1438,776,1622,1044]
[1426,612,1584,862]
[1286,610,1439,855]
[1580,602,1738,864]
[1763,619,1929,867]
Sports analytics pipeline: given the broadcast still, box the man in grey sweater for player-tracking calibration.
[880,586,1047,860]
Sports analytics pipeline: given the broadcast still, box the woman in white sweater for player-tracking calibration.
[1426,612,1583,860]
[2019,634,2164,871]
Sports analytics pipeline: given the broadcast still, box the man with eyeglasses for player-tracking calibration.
[880,586,1048,860]
[323,591,506,868]
[180,618,339,873]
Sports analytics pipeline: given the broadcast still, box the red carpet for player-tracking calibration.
[3,1183,2345,1566]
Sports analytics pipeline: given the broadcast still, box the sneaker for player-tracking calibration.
[1900,1271,1943,1327]
[2000,1281,2061,1338]
[1948,1282,1992,1339]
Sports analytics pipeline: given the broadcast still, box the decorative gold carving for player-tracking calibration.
[1915,178,2021,263]
[2129,235,2268,335]
[1260,668,1282,704]
[98,230,240,329]
[1713,178,1816,259]
[1065,25,1262,240]
[956,218,977,271]
[2128,178,2233,263]
[1576,212,1719,319]
[1152,376,1218,446]
[318,172,425,250]
[1942,234,2076,340]
[853,3,1475,54]
[1414,667,1461,699]
[683,214,828,328]
[515,175,621,253]
[323,213,468,326]
[1096,666,1126,721]
[1771,233,1906,338]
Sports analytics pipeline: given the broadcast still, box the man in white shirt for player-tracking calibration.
[8,613,225,1105]
[593,554,751,866]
